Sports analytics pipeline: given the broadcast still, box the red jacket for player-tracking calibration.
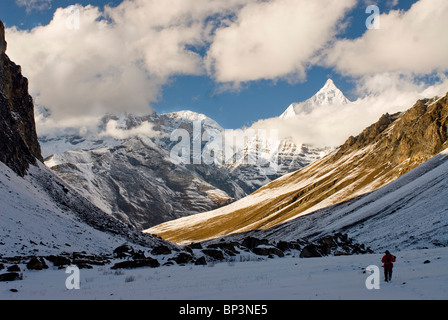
[382,253,396,269]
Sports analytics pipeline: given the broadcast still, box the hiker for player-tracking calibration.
[381,250,396,282]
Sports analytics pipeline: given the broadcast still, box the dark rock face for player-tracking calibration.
[111,258,160,270]
[299,244,322,258]
[201,249,225,261]
[151,245,172,255]
[169,252,194,265]
[0,272,21,282]
[339,94,448,176]
[26,257,49,270]
[0,20,43,176]
[251,246,284,258]
[241,237,269,250]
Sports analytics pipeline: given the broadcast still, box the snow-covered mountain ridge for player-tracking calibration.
[146,91,448,245]
[40,81,342,229]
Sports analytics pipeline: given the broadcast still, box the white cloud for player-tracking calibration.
[100,119,164,140]
[16,0,53,12]
[325,0,448,76]
[6,0,448,143]
[206,0,357,84]
[6,0,249,131]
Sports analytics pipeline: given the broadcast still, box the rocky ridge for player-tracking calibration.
[40,82,339,230]
[0,21,43,177]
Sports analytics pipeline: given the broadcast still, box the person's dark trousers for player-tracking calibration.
[384,268,393,282]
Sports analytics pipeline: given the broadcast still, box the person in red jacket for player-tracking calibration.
[382,250,396,282]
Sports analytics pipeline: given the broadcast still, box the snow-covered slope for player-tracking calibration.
[2,246,448,300]
[214,147,448,252]
[0,161,172,257]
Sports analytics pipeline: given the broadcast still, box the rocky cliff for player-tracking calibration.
[0,20,43,177]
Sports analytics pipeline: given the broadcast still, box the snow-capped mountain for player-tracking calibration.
[224,81,346,188]
[280,79,350,119]
[40,81,348,230]
[146,91,448,245]
[43,112,254,230]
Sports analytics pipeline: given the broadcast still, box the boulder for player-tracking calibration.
[151,245,172,255]
[7,264,20,272]
[299,244,322,258]
[276,241,290,252]
[111,258,160,269]
[194,256,207,266]
[201,249,225,261]
[252,246,284,258]
[113,244,134,258]
[319,235,338,248]
[169,252,194,265]
[207,242,238,254]
[0,272,21,282]
[241,237,269,250]
[46,255,71,267]
[76,263,93,269]
[27,257,48,270]
[188,242,203,250]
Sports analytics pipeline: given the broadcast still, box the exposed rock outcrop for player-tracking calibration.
[0,20,43,177]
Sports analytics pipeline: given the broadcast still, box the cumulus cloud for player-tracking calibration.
[272,0,448,147]
[325,0,448,76]
[100,119,164,140]
[6,0,448,144]
[16,0,53,12]
[5,0,249,131]
[206,0,357,84]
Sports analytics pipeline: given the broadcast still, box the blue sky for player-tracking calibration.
[1,0,444,132]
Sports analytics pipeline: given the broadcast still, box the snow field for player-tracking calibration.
[1,247,447,300]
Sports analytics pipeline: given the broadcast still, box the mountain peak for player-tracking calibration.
[322,78,336,90]
[280,79,350,119]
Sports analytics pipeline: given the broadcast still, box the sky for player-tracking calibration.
[1,0,448,146]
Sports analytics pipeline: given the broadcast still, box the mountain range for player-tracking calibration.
[146,91,448,246]
[38,78,341,230]
[2,15,448,266]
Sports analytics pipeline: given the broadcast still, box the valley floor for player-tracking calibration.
[1,247,447,301]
